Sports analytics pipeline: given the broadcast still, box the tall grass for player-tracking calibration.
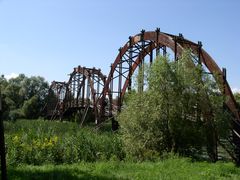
[4,119,125,165]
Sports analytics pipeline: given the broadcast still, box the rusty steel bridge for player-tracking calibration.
[44,29,240,163]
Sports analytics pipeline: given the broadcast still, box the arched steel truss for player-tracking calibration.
[45,29,240,163]
[45,81,67,119]
[45,66,106,120]
[97,29,240,124]
[64,66,106,117]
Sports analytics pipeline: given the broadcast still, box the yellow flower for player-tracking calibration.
[12,135,19,143]
[47,141,53,147]
[32,139,37,145]
[41,142,46,149]
[52,136,58,143]
[36,141,41,147]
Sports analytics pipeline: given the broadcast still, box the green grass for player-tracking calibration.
[3,119,240,179]
[5,158,240,180]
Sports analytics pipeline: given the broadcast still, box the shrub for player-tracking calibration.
[118,52,229,161]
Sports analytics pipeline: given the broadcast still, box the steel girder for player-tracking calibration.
[97,30,239,124]
[64,66,106,118]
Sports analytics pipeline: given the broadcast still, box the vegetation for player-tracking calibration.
[118,51,231,161]
[4,157,240,180]
[0,74,49,120]
[234,92,240,108]
[2,119,239,179]
[4,120,124,165]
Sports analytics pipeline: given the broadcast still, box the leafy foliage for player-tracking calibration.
[22,96,40,119]
[118,51,230,161]
[0,74,49,120]
[234,92,240,108]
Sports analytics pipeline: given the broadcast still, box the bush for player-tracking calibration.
[118,53,228,161]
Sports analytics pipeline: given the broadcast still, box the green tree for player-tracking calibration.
[0,75,10,119]
[1,74,49,120]
[22,95,40,119]
[118,51,227,161]
[234,92,240,108]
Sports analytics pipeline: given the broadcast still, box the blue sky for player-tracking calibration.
[0,0,240,91]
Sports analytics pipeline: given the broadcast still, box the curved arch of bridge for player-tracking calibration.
[97,29,239,124]
[63,66,106,118]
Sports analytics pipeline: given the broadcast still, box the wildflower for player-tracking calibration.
[53,136,58,143]
[12,135,19,143]
[47,141,53,147]
[41,142,46,149]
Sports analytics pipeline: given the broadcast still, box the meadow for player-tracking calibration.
[5,157,240,179]
[2,120,240,179]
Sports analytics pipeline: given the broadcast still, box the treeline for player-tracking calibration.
[0,74,49,120]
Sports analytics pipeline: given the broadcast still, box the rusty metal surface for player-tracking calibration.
[96,30,239,124]
[45,66,106,121]
[65,66,106,121]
